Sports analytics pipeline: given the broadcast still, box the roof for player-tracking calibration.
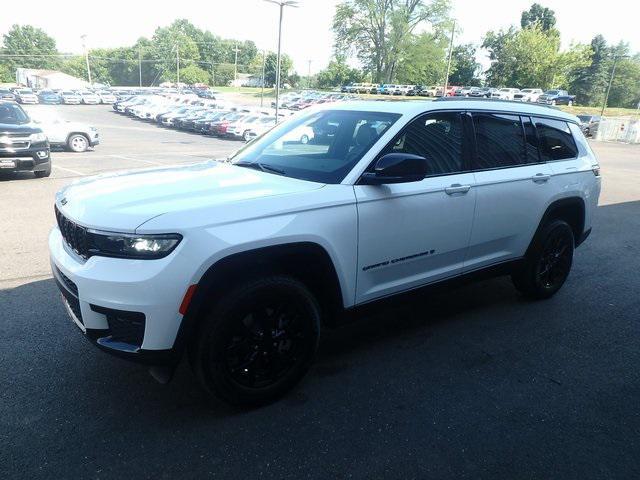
[321,98,578,123]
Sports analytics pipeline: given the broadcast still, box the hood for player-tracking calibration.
[55,161,324,232]
[0,123,39,135]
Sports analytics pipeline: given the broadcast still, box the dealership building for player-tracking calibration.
[15,68,89,90]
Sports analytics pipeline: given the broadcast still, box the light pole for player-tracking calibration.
[600,53,629,117]
[138,47,142,87]
[233,43,240,84]
[264,0,299,122]
[307,59,312,89]
[260,50,267,107]
[80,35,92,85]
[443,20,455,96]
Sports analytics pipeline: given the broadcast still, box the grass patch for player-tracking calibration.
[561,105,640,118]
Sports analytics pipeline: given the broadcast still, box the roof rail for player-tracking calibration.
[433,97,559,109]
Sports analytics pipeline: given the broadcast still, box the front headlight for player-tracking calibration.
[87,230,182,259]
[29,132,47,142]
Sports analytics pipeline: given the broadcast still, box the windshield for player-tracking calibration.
[230,109,401,184]
[546,90,560,95]
[0,103,30,124]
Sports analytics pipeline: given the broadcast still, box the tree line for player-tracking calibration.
[0,20,296,88]
[316,1,640,108]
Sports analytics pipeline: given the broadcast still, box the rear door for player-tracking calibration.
[463,113,553,270]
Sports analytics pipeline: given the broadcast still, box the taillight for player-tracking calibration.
[592,164,600,177]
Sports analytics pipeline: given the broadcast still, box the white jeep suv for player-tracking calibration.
[50,99,601,405]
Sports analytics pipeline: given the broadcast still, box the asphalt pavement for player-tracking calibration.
[1,105,639,479]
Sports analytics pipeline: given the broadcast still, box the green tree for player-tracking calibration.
[178,64,210,85]
[263,52,294,86]
[1,25,60,75]
[448,44,480,86]
[316,55,364,88]
[607,54,640,108]
[151,20,201,83]
[520,3,556,31]
[332,0,451,83]
[211,64,234,86]
[395,31,448,85]
[569,35,610,105]
[483,25,588,90]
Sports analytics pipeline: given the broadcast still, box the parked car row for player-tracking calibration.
[0,87,119,105]
[340,83,577,105]
[272,90,357,111]
[112,93,285,142]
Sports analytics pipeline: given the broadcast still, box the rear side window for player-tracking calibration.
[472,113,527,169]
[533,117,578,161]
[383,112,464,176]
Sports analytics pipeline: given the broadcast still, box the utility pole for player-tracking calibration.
[176,44,180,92]
[601,53,629,117]
[443,20,455,96]
[307,59,312,89]
[81,35,92,85]
[234,43,240,84]
[260,50,266,107]
[138,47,142,87]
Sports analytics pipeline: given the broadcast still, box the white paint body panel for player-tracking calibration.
[49,99,601,352]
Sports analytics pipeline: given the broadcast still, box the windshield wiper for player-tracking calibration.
[234,161,286,176]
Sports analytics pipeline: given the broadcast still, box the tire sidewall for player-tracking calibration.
[516,219,575,299]
[194,276,321,406]
[68,134,88,152]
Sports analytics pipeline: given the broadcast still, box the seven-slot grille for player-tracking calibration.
[55,205,90,258]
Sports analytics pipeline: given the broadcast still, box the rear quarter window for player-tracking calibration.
[533,117,578,161]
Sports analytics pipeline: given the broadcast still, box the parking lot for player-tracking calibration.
[2,105,640,478]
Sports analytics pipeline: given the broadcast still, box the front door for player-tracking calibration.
[354,111,477,304]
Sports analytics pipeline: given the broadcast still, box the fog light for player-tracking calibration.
[36,150,49,159]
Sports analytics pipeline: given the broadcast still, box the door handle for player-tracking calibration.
[532,173,551,183]
[445,184,471,195]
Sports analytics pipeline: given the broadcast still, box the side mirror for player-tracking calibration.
[360,153,428,185]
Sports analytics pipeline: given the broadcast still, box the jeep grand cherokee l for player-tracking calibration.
[50,99,600,406]
[0,101,51,178]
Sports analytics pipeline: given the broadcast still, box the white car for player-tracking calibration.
[513,88,544,102]
[97,91,117,104]
[60,91,82,105]
[15,88,39,104]
[28,109,99,152]
[491,88,521,100]
[79,91,101,105]
[244,116,277,141]
[50,100,600,406]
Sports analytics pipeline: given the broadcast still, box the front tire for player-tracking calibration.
[67,134,89,153]
[512,219,574,300]
[191,275,321,406]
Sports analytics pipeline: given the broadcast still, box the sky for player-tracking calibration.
[2,0,639,75]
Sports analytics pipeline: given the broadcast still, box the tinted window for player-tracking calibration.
[383,112,464,176]
[533,117,578,161]
[231,109,400,184]
[473,113,527,169]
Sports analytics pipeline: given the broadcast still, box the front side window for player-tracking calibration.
[533,117,578,161]
[473,113,527,169]
[230,110,400,184]
[381,112,464,176]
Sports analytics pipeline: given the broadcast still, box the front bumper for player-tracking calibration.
[0,146,50,173]
[49,226,192,364]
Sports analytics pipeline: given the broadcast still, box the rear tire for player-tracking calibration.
[67,134,89,153]
[191,275,321,406]
[512,219,574,300]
